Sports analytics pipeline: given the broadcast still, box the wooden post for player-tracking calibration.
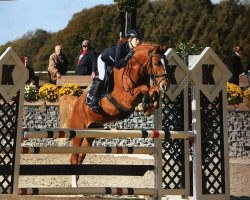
[0,47,28,195]
[189,47,231,200]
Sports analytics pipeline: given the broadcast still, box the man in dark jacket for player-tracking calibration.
[75,40,97,79]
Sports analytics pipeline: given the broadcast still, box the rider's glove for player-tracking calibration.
[125,51,134,60]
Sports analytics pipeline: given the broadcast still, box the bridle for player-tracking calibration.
[131,49,169,85]
[148,51,169,85]
[121,48,169,94]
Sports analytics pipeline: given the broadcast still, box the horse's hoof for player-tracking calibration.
[136,103,143,112]
[72,175,78,188]
[153,101,159,108]
[149,101,153,107]
[142,103,148,112]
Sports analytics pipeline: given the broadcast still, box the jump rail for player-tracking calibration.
[0,187,156,196]
[1,164,154,176]
[3,146,156,154]
[22,128,195,140]
[17,187,157,196]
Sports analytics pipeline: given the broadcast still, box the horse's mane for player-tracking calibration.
[138,42,158,47]
[132,43,159,56]
[135,42,169,55]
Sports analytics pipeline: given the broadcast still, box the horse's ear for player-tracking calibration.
[159,44,169,54]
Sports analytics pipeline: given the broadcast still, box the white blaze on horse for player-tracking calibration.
[59,43,170,187]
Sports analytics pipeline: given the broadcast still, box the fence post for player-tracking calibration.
[161,48,191,197]
[0,47,28,195]
[189,47,231,200]
[154,96,163,199]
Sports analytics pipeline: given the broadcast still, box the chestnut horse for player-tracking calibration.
[59,43,169,186]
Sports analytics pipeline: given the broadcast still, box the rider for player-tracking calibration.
[90,29,143,112]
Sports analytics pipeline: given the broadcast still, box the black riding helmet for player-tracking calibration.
[126,30,143,40]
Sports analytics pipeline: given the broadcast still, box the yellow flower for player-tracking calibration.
[227,83,243,105]
[38,83,59,101]
[243,87,250,105]
[59,83,83,97]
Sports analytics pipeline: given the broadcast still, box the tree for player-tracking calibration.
[114,0,146,36]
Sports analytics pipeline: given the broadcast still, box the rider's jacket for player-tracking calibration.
[101,43,130,69]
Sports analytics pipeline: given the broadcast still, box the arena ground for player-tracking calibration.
[1,154,249,200]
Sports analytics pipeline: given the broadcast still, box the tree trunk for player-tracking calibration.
[120,9,137,37]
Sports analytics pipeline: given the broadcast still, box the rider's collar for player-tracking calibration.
[128,42,134,50]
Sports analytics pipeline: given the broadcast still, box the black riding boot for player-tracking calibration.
[91,78,103,112]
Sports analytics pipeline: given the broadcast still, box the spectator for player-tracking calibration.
[226,44,243,85]
[75,40,97,79]
[247,65,250,85]
[24,56,37,85]
[89,29,143,112]
[20,56,37,86]
[48,44,69,84]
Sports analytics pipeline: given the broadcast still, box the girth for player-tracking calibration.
[105,93,134,120]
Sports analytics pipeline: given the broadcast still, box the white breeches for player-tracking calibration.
[97,54,105,81]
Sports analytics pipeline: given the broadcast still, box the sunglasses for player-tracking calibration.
[82,45,88,47]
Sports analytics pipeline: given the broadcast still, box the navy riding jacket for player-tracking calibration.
[101,43,130,69]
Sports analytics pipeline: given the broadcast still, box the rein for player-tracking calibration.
[147,52,168,84]
[128,50,168,85]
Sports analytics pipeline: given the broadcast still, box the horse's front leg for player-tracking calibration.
[133,85,150,112]
[149,85,160,108]
[144,86,161,116]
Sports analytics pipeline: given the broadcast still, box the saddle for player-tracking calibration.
[86,65,114,105]
[86,66,133,119]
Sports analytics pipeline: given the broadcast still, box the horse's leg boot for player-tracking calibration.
[91,78,103,112]
[141,94,149,112]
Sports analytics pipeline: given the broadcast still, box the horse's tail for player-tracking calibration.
[59,95,78,128]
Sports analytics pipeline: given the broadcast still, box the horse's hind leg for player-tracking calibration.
[71,138,83,187]
[71,137,94,187]
[79,138,94,164]
[71,138,83,165]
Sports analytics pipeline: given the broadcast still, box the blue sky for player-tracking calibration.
[0,0,220,45]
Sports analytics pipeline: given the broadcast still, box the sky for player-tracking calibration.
[0,0,220,46]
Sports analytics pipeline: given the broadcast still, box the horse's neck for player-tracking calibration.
[113,63,144,90]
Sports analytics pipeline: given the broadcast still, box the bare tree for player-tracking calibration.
[114,0,146,36]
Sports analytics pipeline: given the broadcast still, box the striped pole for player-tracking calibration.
[3,146,156,155]
[23,128,194,140]
[18,187,157,196]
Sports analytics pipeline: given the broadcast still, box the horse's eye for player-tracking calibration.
[154,62,159,66]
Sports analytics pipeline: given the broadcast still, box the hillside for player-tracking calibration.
[0,0,249,75]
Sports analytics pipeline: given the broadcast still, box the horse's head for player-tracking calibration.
[133,43,170,93]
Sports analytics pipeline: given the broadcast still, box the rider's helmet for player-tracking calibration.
[126,30,143,40]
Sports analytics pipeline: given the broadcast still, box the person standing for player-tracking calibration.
[21,56,37,85]
[226,44,243,85]
[48,44,69,84]
[75,40,97,79]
